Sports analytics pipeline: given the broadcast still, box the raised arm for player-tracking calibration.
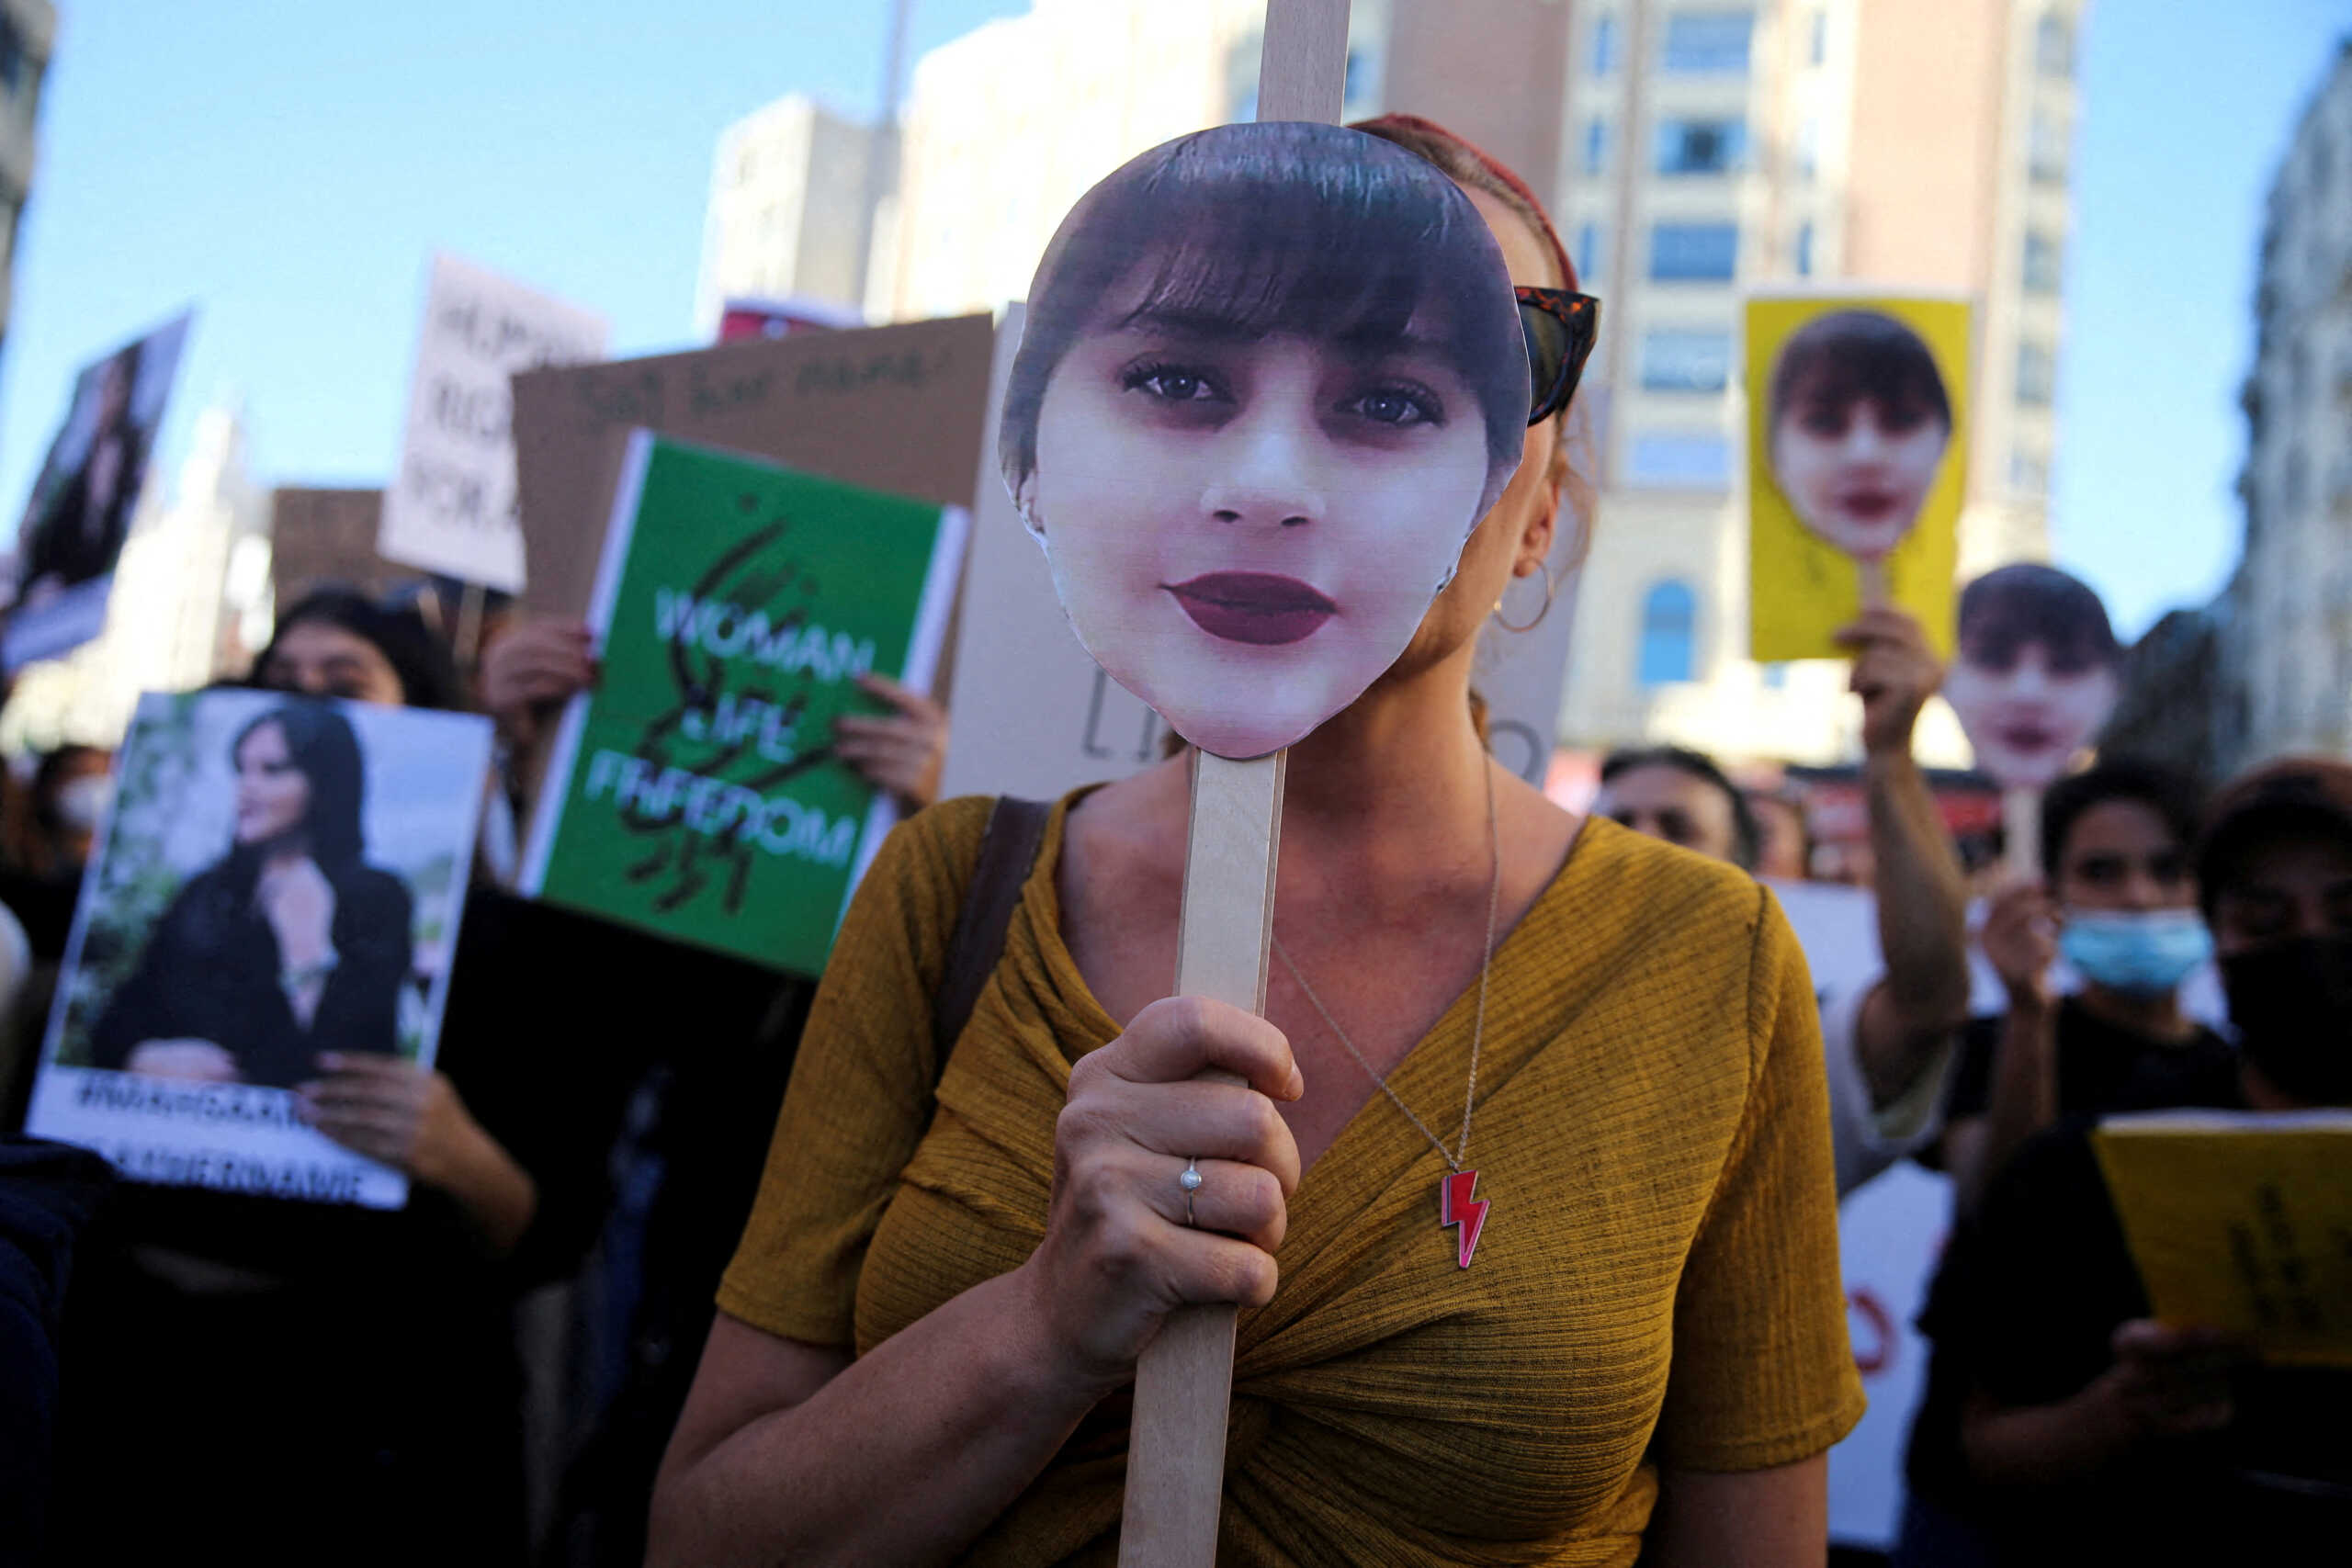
[647,996,1304,1568]
[1838,607,1973,1109]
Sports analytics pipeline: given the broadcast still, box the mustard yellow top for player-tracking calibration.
[720,795,1864,1566]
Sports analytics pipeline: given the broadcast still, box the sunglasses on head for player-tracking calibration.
[1517,288,1600,425]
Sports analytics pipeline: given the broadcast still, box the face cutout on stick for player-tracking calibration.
[1000,121,1528,761]
[1765,310,1955,564]
[1944,563,2121,792]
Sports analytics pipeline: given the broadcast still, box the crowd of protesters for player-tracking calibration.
[0,112,2346,1568]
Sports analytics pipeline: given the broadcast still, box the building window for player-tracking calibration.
[1575,221,1607,285]
[1793,116,1819,180]
[2036,12,2074,77]
[1591,13,1619,75]
[1641,329,1732,392]
[1650,221,1738,282]
[2284,444,2308,514]
[1661,11,1755,73]
[1808,9,1828,66]
[1583,118,1611,176]
[1638,580,1700,684]
[2029,108,2069,185]
[1655,118,1747,175]
[2023,230,2064,294]
[2010,448,2050,494]
[0,16,22,97]
[1762,661,1791,689]
[2017,341,2055,406]
[1627,432,1732,487]
[1794,220,1815,276]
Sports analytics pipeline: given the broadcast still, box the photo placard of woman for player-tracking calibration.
[1747,293,1971,663]
[23,686,492,1212]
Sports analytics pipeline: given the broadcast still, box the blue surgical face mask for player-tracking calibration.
[2059,908,2214,997]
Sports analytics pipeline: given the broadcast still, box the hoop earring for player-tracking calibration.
[1491,563,1558,634]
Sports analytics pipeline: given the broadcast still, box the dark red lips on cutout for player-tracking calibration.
[1165,573,1339,646]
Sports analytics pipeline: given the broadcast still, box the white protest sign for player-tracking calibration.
[938,305,1592,802]
[379,254,608,592]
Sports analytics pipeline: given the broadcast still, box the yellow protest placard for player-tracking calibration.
[1746,293,1972,660]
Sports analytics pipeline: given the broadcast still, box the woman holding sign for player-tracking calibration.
[655,120,1858,1566]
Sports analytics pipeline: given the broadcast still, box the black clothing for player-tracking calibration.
[87,860,412,1089]
[1942,994,2239,1130]
[0,1138,110,1568]
[1904,1000,2242,1557]
[1910,1111,2352,1563]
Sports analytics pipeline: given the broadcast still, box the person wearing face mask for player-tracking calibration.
[1937,759,2231,1215]
[1893,757,2352,1566]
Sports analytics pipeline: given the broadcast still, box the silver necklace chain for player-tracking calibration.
[1271,761,1501,1173]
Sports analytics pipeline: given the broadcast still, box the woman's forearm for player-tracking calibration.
[1962,996,2056,1213]
[418,1115,537,1258]
[1962,1382,2132,1487]
[650,1268,1109,1568]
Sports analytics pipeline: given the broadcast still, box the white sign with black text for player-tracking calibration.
[378,253,608,592]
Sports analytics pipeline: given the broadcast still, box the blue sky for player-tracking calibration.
[1,2,2344,641]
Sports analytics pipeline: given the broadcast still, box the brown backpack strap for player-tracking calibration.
[932,796,1053,1074]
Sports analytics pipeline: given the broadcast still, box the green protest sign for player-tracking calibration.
[520,432,967,974]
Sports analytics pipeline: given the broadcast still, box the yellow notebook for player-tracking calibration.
[2092,1110,2352,1367]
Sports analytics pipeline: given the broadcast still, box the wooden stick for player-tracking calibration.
[1856,556,1890,610]
[2003,785,2041,882]
[1117,8,1345,1562]
[1119,749,1285,1567]
[1254,0,1352,122]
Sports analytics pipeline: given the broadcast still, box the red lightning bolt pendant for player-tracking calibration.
[1439,1170,1488,1269]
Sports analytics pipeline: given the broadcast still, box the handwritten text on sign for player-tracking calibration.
[378,254,608,592]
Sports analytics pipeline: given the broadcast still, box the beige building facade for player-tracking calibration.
[692,95,880,336]
[1555,0,2084,765]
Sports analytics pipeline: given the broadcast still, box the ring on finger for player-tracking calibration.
[1179,1156,1203,1226]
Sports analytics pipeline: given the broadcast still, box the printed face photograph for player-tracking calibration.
[1765,310,1954,564]
[1002,122,1527,760]
[1943,564,2121,791]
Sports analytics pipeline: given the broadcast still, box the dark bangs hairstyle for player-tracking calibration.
[1958,563,2119,676]
[230,700,368,880]
[1768,310,1952,438]
[1000,120,1528,517]
[2040,758,2203,881]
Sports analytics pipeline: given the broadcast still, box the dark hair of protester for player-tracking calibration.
[1600,744,1764,871]
[256,588,463,710]
[1956,562,2120,675]
[998,119,1530,508]
[2193,753,2352,917]
[232,701,366,873]
[1767,310,1952,437]
[2038,757,2203,881]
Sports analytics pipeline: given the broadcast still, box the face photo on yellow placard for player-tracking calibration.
[999,121,1528,761]
[1945,563,2122,791]
[1746,295,1971,661]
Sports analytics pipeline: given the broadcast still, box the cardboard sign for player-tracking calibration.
[520,433,967,976]
[1001,122,1528,761]
[1747,294,1971,661]
[1945,562,2121,792]
[24,690,492,1209]
[270,488,402,604]
[940,308,1594,801]
[2,311,194,670]
[378,254,609,592]
[510,313,995,622]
